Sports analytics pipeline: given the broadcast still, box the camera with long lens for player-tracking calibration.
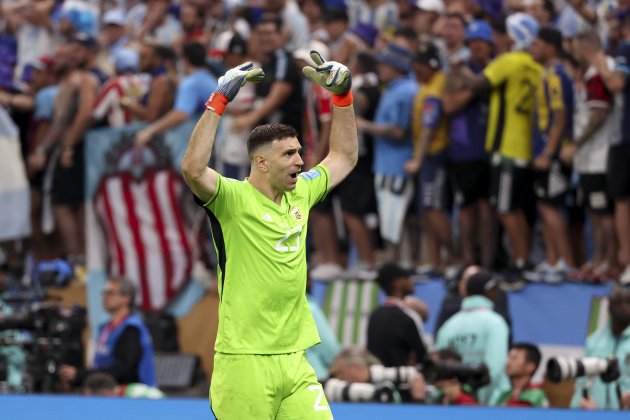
[421,359,491,390]
[546,356,620,383]
[0,301,86,393]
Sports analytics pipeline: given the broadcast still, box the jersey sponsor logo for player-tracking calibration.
[299,169,321,181]
[290,207,302,221]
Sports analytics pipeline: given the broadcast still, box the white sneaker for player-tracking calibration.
[543,259,570,284]
[524,261,552,282]
[346,263,378,281]
[620,265,630,286]
[310,263,345,281]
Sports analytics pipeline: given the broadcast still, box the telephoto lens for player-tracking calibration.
[546,357,620,383]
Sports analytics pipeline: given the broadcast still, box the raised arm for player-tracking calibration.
[302,51,358,189]
[181,63,265,203]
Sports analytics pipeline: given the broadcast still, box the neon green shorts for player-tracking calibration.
[210,351,333,420]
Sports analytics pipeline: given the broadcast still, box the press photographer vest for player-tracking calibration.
[94,314,157,386]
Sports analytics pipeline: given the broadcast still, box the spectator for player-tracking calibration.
[300,0,329,41]
[406,42,457,273]
[213,32,255,181]
[348,0,400,34]
[497,343,548,407]
[325,8,364,66]
[525,0,556,28]
[83,372,164,399]
[525,27,576,283]
[367,263,428,367]
[135,0,183,46]
[439,13,470,71]
[27,40,100,270]
[443,20,496,269]
[453,13,543,288]
[70,33,109,87]
[338,51,380,279]
[232,15,304,139]
[562,30,620,282]
[101,9,130,56]
[570,286,630,409]
[264,0,310,51]
[59,276,157,387]
[179,2,207,43]
[582,14,630,284]
[135,42,217,147]
[357,43,418,262]
[436,270,511,405]
[414,0,444,37]
[92,48,149,127]
[123,42,177,123]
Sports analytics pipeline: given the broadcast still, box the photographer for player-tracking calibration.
[323,346,425,403]
[59,276,157,388]
[435,270,511,405]
[497,343,548,407]
[428,349,480,406]
[569,287,630,410]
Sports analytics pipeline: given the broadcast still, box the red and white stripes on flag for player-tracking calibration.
[93,168,194,312]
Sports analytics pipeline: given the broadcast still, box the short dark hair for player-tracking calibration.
[108,276,136,308]
[256,13,283,32]
[247,123,298,156]
[575,30,602,48]
[182,42,207,67]
[83,372,117,394]
[445,12,468,28]
[356,51,377,74]
[511,342,542,372]
[155,44,176,62]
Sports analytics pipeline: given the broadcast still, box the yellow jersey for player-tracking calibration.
[483,51,543,162]
[412,71,449,157]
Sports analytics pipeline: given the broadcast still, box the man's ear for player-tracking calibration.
[255,154,268,172]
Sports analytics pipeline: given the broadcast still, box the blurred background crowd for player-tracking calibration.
[0,0,629,413]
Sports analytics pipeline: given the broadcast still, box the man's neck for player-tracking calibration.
[510,375,531,393]
[110,307,130,325]
[249,174,283,204]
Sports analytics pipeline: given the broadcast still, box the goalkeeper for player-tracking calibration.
[181,52,357,419]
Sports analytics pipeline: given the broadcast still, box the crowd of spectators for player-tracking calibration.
[0,0,629,410]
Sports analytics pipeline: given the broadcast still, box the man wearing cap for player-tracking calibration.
[414,0,445,37]
[526,27,576,283]
[367,263,428,367]
[454,13,543,286]
[435,270,511,405]
[406,42,456,273]
[443,20,495,269]
[357,43,418,261]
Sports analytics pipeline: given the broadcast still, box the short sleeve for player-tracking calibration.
[174,78,200,116]
[586,74,612,108]
[422,97,443,129]
[483,53,514,87]
[34,89,55,121]
[547,73,564,111]
[297,164,330,208]
[201,174,243,222]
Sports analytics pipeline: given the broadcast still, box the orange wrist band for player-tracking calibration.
[205,92,228,116]
[332,90,353,108]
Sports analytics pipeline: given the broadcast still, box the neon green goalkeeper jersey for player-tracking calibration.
[201,165,330,354]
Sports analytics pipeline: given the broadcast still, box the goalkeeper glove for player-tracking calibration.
[206,62,265,116]
[302,51,353,106]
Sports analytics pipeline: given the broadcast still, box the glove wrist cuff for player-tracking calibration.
[332,90,353,108]
[205,92,229,116]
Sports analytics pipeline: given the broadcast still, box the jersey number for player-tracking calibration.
[275,225,303,252]
[308,385,329,412]
[515,79,536,115]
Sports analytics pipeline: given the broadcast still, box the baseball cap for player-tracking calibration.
[103,9,126,26]
[415,0,445,13]
[414,42,441,70]
[352,23,379,48]
[377,43,413,73]
[506,12,539,50]
[375,263,414,291]
[324,8,349,23]
[72,32,99,50]
[466,271,499,296]
[113,47,139,73]
[466,19,494,44]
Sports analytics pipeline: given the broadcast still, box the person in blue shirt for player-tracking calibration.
[59,276,157,388]
[436,270,511,405]
[356,42,418,261]
[135,42,218,146]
